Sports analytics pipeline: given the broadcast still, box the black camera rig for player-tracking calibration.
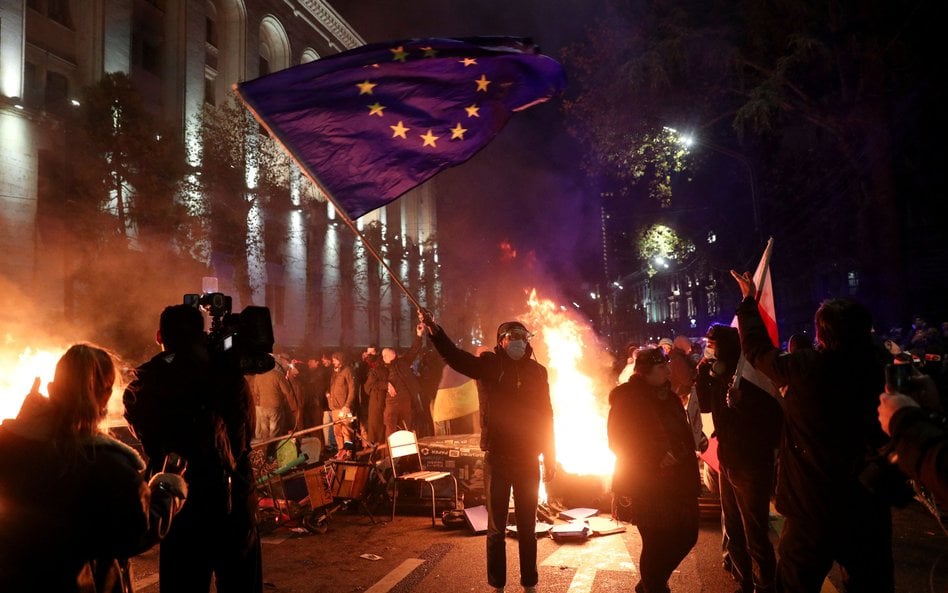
[183,291,275,375]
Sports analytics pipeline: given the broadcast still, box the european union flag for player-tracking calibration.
[235,37,566,220]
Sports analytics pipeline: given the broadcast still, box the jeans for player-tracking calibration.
[484,453,540,588]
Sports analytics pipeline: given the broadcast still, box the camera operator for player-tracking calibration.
[123,304,261,593]
[877,367,947,505]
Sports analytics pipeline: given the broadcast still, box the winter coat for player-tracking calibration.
[327,365,356,410]
[429,327,555,465]
[608,374,700,514]
[0,394,184,593]
[735,296,890,519]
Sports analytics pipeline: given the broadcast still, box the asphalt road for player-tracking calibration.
[131,498,946,593]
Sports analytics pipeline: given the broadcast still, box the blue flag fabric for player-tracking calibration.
[235,37,566,219]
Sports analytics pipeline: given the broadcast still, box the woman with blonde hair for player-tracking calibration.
[0,343,186,592]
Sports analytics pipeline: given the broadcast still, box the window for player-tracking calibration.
[47,0,73,28]
[687,296,695,318]
[669,299,680,321]
[204,76,216,105]
[206,17,218,47]
[707,289,719,316]
[847,271,859,294]
[45,71,69,110]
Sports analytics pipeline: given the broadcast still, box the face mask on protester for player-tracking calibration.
[704,346,716,360]
[505,340,527,360]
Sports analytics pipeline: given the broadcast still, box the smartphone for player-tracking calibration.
[162,452,188,475]
[884,363,912,394]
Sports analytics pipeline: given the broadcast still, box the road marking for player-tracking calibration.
[364,558,425,593]
[542,534,636,593]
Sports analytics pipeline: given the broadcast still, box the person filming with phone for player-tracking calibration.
[877,360,947,504]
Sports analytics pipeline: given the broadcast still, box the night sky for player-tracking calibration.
[336,1,605,302]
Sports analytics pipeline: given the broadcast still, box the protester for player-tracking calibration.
[1,343,186,592]
[327,350,357,457]
[877,370,948,504]
[123,304,261,593]
[731,270,895,593]
[298,356,327,435]
[380,324,425,437]
[247,361,297,441]
[608,346,700,593]
[696,324,782,593]
[361,346,387,446]
[421,311,555,593]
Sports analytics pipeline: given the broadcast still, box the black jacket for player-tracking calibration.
[736,296,889,519]
[429,326,555,464]
[696,358,783,470]
[608,374,700,507]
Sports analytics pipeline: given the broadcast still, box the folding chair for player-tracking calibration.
[387,430,459,525]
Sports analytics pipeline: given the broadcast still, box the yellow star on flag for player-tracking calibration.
[420,129,440,147]
[368,102,385,116]
[475,74,491,92]
[421,46,438,58]
[356,80,377,95]
[391,46,408,62]
[465,105,480,118]
[390,121,410,139]
[450,123,468,139]
[460,57,477,67]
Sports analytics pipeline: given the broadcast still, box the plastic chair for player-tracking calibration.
[387,430,459,525]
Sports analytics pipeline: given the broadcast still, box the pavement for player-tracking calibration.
[130,496,947,593]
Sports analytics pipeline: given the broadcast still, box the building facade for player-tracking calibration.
[0,0,439,351]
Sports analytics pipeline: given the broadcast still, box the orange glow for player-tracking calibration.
[526,289,615,477]
[499,239,518,261]
[1,342,127,426]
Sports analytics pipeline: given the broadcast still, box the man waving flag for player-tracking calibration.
[235,37,566,220]
[731,238,778,397]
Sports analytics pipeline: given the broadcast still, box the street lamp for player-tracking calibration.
[665,127,762,242]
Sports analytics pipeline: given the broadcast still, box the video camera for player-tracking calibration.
[184,278,275,375]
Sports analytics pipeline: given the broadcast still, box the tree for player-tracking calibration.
[562,0,944,327]
[195,99,293,304]
[69,73,188,242]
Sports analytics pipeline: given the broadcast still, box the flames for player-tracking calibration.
[1,341,127,426]
[525,289,615,477]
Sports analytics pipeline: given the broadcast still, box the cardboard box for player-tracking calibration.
[418,434,486,505]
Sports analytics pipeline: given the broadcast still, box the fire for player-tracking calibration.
[1,342,127,426]
[526,290,615,477]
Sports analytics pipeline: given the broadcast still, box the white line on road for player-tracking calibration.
[364,558,426,593]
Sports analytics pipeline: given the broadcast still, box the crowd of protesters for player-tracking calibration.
[1,285,945,593]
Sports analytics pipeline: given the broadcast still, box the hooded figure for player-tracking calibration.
[421,312,555,593]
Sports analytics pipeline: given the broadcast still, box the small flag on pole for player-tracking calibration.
[732,237,778,396]
[235,37,566,220]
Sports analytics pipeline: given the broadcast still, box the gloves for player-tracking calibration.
[149,472,188,500]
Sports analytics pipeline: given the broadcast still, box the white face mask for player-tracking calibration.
[704,346,716,360]
[505,340,527,360]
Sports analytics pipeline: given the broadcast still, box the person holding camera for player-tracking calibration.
[1,343,186,592]
[123,304,261,593]
[731,271,895,593]
[877,368,947,504]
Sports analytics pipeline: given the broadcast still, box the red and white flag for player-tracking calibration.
[731,237,778,396]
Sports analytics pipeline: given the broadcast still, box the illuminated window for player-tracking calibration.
[669,299,680,321]
[848,270,859,293]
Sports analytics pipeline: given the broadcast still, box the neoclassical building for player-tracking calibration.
[0,0,439,350]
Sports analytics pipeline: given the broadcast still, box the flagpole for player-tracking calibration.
[234,89,424,313]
